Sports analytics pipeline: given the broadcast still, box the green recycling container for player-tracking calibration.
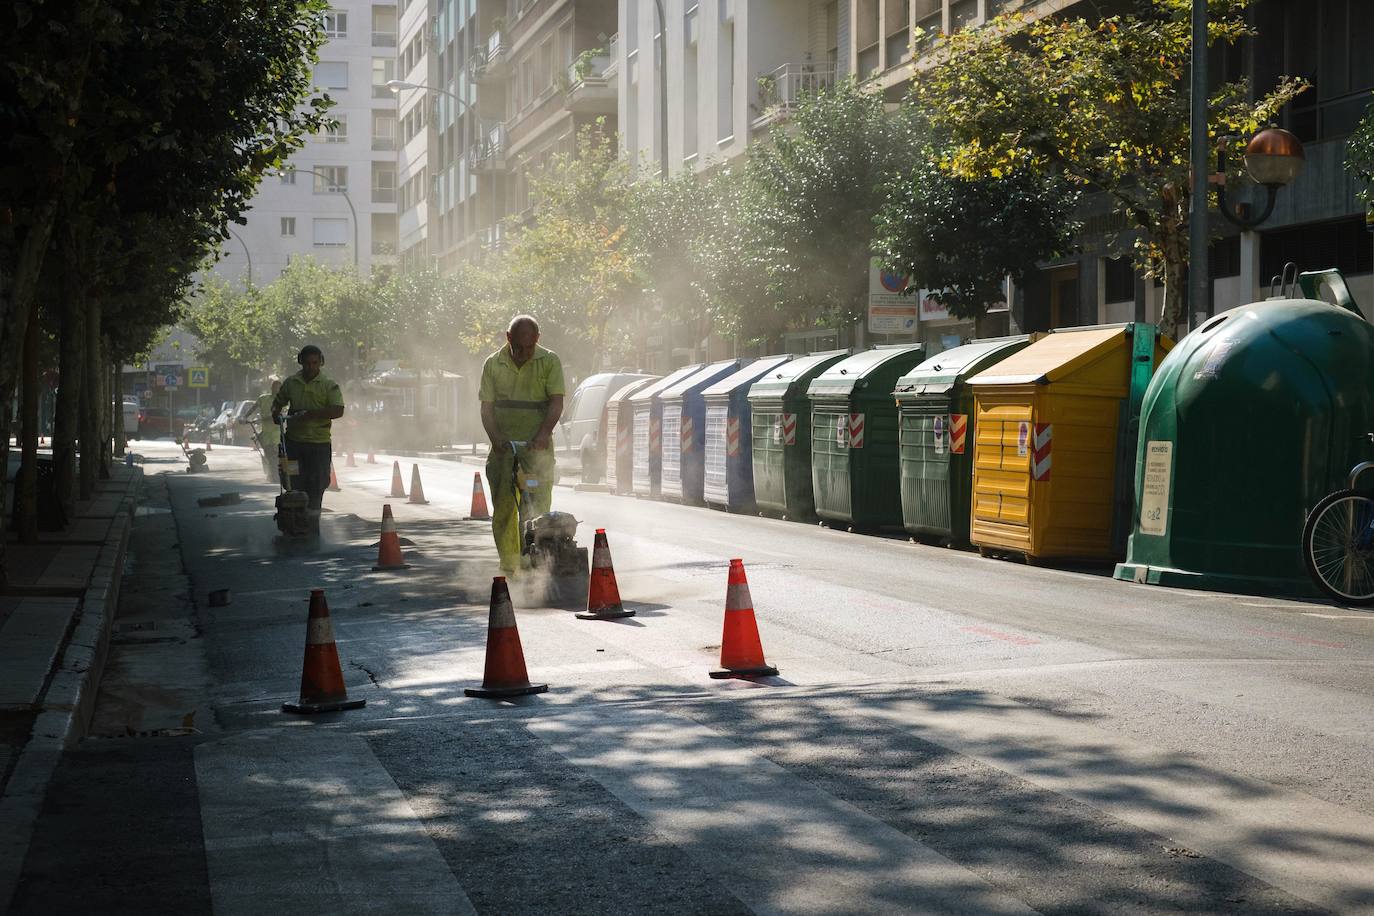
[894,336,1034,545]
[1115,291,1374,597]
[808,344,926,529]
[747,350,850,519]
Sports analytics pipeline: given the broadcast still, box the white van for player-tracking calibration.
[556,371,655,482]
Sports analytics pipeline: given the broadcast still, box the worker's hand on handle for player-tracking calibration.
[490,434,510,452]
[530,430,553,452]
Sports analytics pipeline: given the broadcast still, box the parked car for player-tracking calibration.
[121,398,140,436]
[556,371,656,482]
[209,403,239,442]
[228,399,257,445]
[136,407,172,439]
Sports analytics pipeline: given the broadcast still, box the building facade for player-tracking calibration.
[216,0,401,287]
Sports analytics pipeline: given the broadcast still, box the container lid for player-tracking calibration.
[660,358,745,400]
[894,335,1033,396]
[968,325,1130,387]
[628,363,703,403]
[747,349,851,400]
[807,344,926,398]
[703,355,793,398]
[607,376,660,407]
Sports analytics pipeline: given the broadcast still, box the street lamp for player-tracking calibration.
[1215,126,1306,229]
[225,225,253,287]
[387,79,498,256]
[279,166,360,270]
[653,0,668,179]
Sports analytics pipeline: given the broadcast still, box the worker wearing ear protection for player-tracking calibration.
[272,345,345,528]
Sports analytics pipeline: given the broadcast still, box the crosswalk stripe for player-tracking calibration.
[196,730,476,915]
[529,707,1035,915]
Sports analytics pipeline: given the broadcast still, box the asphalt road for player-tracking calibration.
[11,440,1374,915]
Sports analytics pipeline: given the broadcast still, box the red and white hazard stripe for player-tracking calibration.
[950,413,968,455]
[781,413,797,446]
[650,416,662,454]
[848,413,865,449]
[681,416,695,452]
[726,416,741,457]
[616,421,631,457]
[1032,423,1052,481]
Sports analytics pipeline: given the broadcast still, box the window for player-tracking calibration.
[312,218,350,247]
[321,114,348,142]
[315,61,349,89]
[372,57,396,98]
[1103,257,1135,304]
[322,10,347,37]
[372,5,397,47]
[279,168,297,185]
[1261,217,1373,283]
[372,162,397,203]
[372,111,397,149]
[280,217,296,237]
[1256,0,1374,142]
[313,165,348,193]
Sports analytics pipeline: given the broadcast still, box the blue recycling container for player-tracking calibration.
[703,355,793,512]
[659,359,746,504]
[629,364,702,499]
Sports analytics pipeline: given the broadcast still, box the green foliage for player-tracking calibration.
[910,0,1307,325]
[1345,98,1374,205]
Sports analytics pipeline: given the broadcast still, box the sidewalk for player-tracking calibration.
[0,457,142,910]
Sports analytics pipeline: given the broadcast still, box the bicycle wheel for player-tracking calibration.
[1302,489,1374,605]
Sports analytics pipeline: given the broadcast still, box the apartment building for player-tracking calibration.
[848,0,1373,343]
[216,0,401,287]
[617,0,842,175]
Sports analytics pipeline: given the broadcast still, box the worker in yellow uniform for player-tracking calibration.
[478,315,566,576]
[272,345,345,534]
[252,378,282,482]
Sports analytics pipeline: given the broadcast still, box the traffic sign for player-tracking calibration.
[188,367,209,388]
[164,372,180,389]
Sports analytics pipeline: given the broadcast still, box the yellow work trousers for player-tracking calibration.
[485,444,557,574]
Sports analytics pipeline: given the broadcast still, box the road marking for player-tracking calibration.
[530,707,1034,915]
[196,729,476,915]
[1243,627,1347,649]
[1301,612,1374,620]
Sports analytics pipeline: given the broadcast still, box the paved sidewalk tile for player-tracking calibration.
[0,600,81,710]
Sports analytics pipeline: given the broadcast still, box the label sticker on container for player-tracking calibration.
[1139,440,1173,536]
[835,417,847,448]
[773,418,783,444]
[1017,421,1030,457]
[933,415,946,455]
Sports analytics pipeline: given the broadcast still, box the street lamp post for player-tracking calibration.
[387,79,496,258]
[280,167,360,270]
[225,225,253,287]
[653,0,668,179]
[1188,0,1209,328]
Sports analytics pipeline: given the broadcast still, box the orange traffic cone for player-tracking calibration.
[464,472,491,521]
[366,449,377,464]
[465,577,547,698]
[407,464,429,505]
[346,451,357,468]
[709,559,779,679]
[282,589,366,713]
[372,504,410,571]
[388,460,407,498]
[577,529,633,620]
[327,465,341,492]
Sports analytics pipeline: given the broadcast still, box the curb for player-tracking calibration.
[0,467,141,911]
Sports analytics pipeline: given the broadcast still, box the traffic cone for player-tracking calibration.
[407,464,429,505]
[346,450,357,468]
[389,460,407,498]
[464,472,491,521]
[327,465,341,492]
[464,577,547,698]
[576,529,634,620]
[372,504,411,571]
[709,559,779,679]
[282,589,366,714]
[366,449,377,464]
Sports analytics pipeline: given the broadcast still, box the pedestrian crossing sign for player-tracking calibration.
[189,367,209,388]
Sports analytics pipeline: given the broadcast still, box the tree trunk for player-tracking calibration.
[54,269,85,518]
[112,361,125,457]
[98,336,112,479]
[13,296,42,542]
[79,297,102,500]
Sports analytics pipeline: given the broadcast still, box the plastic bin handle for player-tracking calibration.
[1297,269,1363,318]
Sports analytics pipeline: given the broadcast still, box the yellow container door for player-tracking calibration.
[970,389,1035,551]
[1031,392,1122,560]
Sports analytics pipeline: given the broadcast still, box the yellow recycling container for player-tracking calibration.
[967,323,1173,562]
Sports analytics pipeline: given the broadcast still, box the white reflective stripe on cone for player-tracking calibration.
[725,582,753,612]
[307,617,336,645]
[490,594,517,629]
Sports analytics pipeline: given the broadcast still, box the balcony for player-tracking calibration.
[564,51,614,114]
[372,30,397,47]
[752,63,837,130]
[484,30,509,78]
[480,223,504,252]
[604,32,619,78]
[466,122,508,172]
[372,188,397,204]
[372,136,397,151]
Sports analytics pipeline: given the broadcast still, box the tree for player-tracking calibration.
[1344,99,1374,206]
[741,78,913,334]
[873,135,1082,321]
[909,0,1307,327]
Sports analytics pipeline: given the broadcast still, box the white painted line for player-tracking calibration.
[196,729,475,915]
[1301,613,1374,620]
[530,708,1035,916]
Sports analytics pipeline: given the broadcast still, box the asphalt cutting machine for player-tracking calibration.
[270,413,313,539]
[509,440,588,601]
